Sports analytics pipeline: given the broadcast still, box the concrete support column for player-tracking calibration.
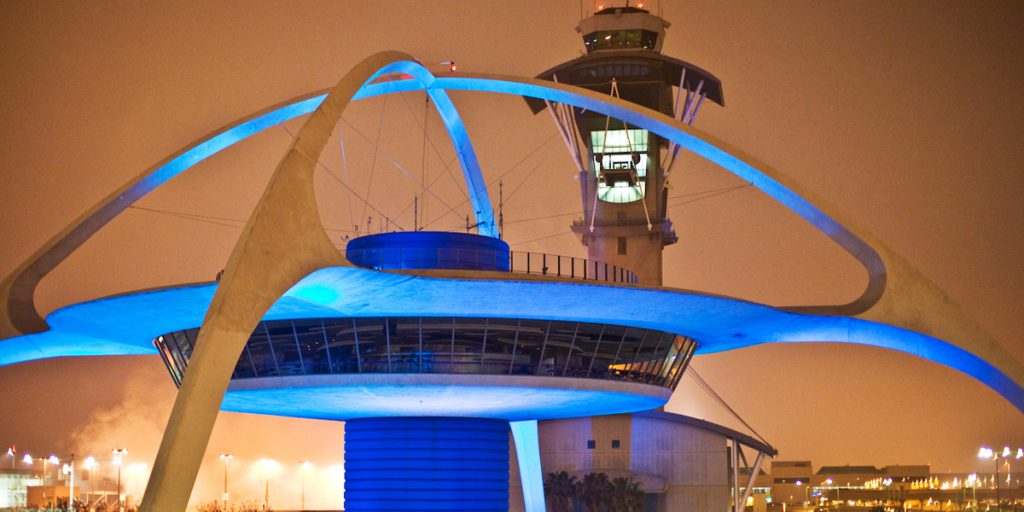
[511,420,547,512]
[344,417,510,511]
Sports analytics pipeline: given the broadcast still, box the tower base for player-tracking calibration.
[344,417,511,511]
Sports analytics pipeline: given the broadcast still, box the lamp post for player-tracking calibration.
[6,447,14,469]
[112,448,127,512]
[83,456,98,505]
[259,458,279,510]
[44,455,59,485]
[978,446,1024,512]
[300,461,312,511]
[61,455,75,512]
[218,454,233,508]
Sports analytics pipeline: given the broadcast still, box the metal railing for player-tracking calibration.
[342,248,639,284]
[509,251,638,284]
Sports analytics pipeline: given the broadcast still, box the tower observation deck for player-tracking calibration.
[528,4,724,286]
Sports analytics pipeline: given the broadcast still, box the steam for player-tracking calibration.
[69,362,346,510]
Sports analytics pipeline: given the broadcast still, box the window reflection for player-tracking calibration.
[154,317,696,391]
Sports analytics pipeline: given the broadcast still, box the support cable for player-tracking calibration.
[338,129,357,232]
[280,124,406,232]
[420,132,559,230]
[687,365,771,448]
[397,90,469,202]
[340,118,468,228]
[502,183,753,226]
[360,94,389,226]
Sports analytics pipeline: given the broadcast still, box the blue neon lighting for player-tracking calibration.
[0,266,1021,412]
[344,417,509,511]
[0,67,1019,415]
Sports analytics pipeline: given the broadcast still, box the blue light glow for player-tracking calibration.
[1,266,1021,412]
[0,69,1019,415]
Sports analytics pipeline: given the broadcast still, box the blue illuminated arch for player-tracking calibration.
[0,62,1021,415]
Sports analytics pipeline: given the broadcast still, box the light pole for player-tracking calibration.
[45,455,59,485]
[300,461,312,511]
[83,456,98,505]
[978,446,1023,512]
[112,448,127,512]
[6,447,15,469]
[61,454,75,512]
[259,458,279,511]
[218,454,233,508]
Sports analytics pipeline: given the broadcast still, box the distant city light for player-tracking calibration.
[22,454,33,465]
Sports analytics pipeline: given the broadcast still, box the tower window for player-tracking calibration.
[611,439,621,449]
[617,237,627,255]
[587,440,596,449]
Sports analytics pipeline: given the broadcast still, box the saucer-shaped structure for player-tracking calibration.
[0,51,1020,512]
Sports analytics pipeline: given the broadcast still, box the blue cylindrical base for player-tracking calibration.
[344,417,510,511]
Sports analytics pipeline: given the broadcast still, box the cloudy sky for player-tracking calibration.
[1,0,1022,508]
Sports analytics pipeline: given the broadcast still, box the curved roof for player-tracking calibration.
[526,50,725,114]
[2,265,1020,413]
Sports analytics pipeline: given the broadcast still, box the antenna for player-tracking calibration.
[498,180,504,240]
[413,196,419,231]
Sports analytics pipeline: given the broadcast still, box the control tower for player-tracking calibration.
[528,3,724,285]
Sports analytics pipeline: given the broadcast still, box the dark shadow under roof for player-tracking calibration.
[526,50,724,114]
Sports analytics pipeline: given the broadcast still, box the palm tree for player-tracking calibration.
[545,470,579,512]
[578,472,614,512]
[610,476,645,512]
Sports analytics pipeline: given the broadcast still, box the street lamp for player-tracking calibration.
[83,456,98,504]
[300,461,313,511]
[112,448,127,512]
[978,445,1024,512]
[259,458,280,510]
[6,447,15,469]
[218,454,233,508]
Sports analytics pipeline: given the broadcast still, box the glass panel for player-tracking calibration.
[293,320,327,375]
[247,324,279,377]
[419,317,454,373]
[324,319,359,373]
[389,318,421,372]
[452,318,486,373]
[354,318,388,373]
[572,323,604,378]
[483,318,518,375]
[266,322,301,376]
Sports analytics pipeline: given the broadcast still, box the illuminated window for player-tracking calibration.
[591,129,648,203]
[583,30,659,52]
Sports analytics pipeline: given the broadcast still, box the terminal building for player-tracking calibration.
[0,2,1021,512]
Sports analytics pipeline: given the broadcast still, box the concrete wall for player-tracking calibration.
[510,413,732,512]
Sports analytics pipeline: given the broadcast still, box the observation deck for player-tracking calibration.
[154,231,683,421]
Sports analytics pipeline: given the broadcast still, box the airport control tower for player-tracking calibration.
[528,4,724,286]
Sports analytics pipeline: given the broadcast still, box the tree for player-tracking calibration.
[545,470,579,512]
[610,476,645,512]
[578,472,614,512]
